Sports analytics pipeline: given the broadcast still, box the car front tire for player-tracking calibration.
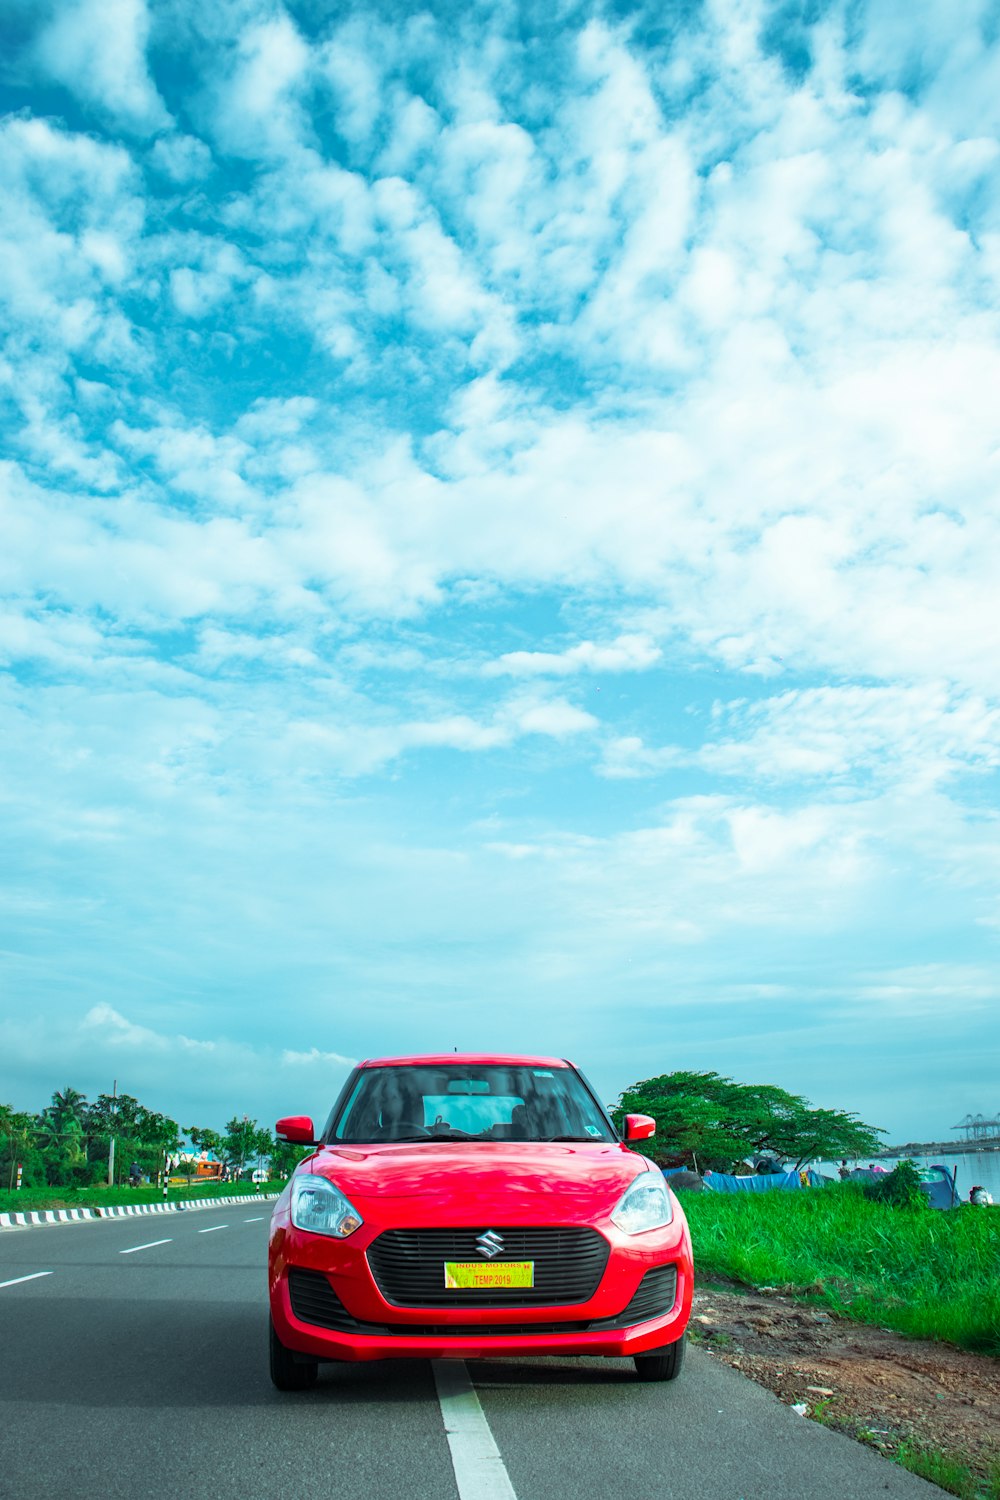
[269,1317,319,1391]
[634,1334,686,1383]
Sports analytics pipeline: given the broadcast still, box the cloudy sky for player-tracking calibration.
[1,0,999,1144]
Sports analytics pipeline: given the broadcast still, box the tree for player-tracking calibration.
[268,1133,310,1179]
[0,1104,39,1190]
[83,1093,180,1183]
[50,1087,89,1132]
[184,1126,224,1157]
[87,1093,143,1138]
[133,1108,183,1179]
[34,1103,89,1185]
[613,1070,885,1172]
[222,1116,272,1176]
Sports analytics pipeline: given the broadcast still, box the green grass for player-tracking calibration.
[894,1443,1000,1500]
[683,1183,1000,1354]
[0,1181,278,1213]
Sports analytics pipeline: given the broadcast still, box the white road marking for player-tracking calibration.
[198,1225,227,1233]
[243,1216,265,1222]
[119,1239,172,1255]
[0,1272,53,1289]
[432,1360,518,1500]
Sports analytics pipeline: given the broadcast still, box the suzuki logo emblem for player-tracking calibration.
[476,1230,504,1259]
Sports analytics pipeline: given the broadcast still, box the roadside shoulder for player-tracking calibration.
[691,1282,1000,1493]
[0,1192,279,1231]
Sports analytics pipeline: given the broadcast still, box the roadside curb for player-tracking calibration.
[0,1192,279,1231]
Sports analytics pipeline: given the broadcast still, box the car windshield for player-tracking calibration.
[328,1063,616,1144]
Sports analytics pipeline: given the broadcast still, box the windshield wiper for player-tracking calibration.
[542,1134,597,1143]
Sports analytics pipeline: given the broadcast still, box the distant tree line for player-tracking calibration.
[0,1088,304,1190]
[613,1070,885,1172]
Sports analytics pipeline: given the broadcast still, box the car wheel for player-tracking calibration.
[269,1317,318,1391]
[634,1334,686,1383]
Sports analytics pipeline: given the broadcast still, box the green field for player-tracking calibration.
[683,1183,1000,1353]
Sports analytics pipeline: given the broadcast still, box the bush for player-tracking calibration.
[68,1160,106,1188]
[858,1159,927,1209]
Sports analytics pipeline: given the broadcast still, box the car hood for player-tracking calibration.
[307,1141,651,1222]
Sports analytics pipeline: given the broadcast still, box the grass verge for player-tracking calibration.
[0,1181,278,1213]
[682,1183,1000,1354]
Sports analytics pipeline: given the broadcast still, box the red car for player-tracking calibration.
[268,1054,693,1389]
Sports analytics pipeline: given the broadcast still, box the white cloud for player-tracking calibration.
[700,686,1000,790]
[209,13,312,160]
[508,696,598,738]
[853,964,997,1019]
[148,133,214,183]
[600,736,682,780]
[235,397,317,441]
[603,686,1000,792]
[318,22,385,146]
[35,0,171,134]
[488,634,660,678]
[276,690,598,778]
[281,1047,356,1067]
[82,1002,169,1050]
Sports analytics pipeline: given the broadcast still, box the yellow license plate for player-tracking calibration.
[444,1261,534,1290]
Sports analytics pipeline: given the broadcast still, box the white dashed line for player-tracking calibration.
[0,1272,53,1289]
[119,1239,172,1255]
[243,1216,266,1223]
[432,1360,518,1500]
[198,1225,227,1233]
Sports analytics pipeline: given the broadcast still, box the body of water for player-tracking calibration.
[821,1150,1000,1203]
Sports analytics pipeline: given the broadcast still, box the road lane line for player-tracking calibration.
[119,1239,172,1255]
[432,1360,518,1500]
[0,1272,53,1289]
[243,1216,265,1222]
[198,1225,227,1233]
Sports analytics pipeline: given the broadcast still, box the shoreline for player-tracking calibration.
[875,1142,1000,1157]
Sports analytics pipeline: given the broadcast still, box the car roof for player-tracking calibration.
[358,1054,574,1069]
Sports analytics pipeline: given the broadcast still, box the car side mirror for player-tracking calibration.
[276,1115,316,1144]
[624,1113,656,1142]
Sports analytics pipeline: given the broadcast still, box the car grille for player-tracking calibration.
[287,1262,677,1337]
[366,1226,610,1308]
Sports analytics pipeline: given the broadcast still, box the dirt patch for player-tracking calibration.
[691,1283,1000,1484]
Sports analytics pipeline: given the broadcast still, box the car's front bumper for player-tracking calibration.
[269,1217,694,1363]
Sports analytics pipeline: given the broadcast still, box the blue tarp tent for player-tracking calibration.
[702,1169,823,1192]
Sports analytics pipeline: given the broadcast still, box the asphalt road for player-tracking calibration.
[0,1205,942,1500]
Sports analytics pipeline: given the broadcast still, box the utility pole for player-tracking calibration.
[107,1078,117,1187]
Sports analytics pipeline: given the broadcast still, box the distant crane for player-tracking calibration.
[952,1112,1000,1142]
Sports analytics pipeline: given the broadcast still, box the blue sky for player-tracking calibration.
[2,0,999,1143]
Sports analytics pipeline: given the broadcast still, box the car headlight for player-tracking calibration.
[611,1171,674,1234]
[290,1173,364,1239]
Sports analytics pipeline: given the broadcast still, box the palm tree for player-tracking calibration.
[34,1108,85,1181]
[50,1087,89,1132]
